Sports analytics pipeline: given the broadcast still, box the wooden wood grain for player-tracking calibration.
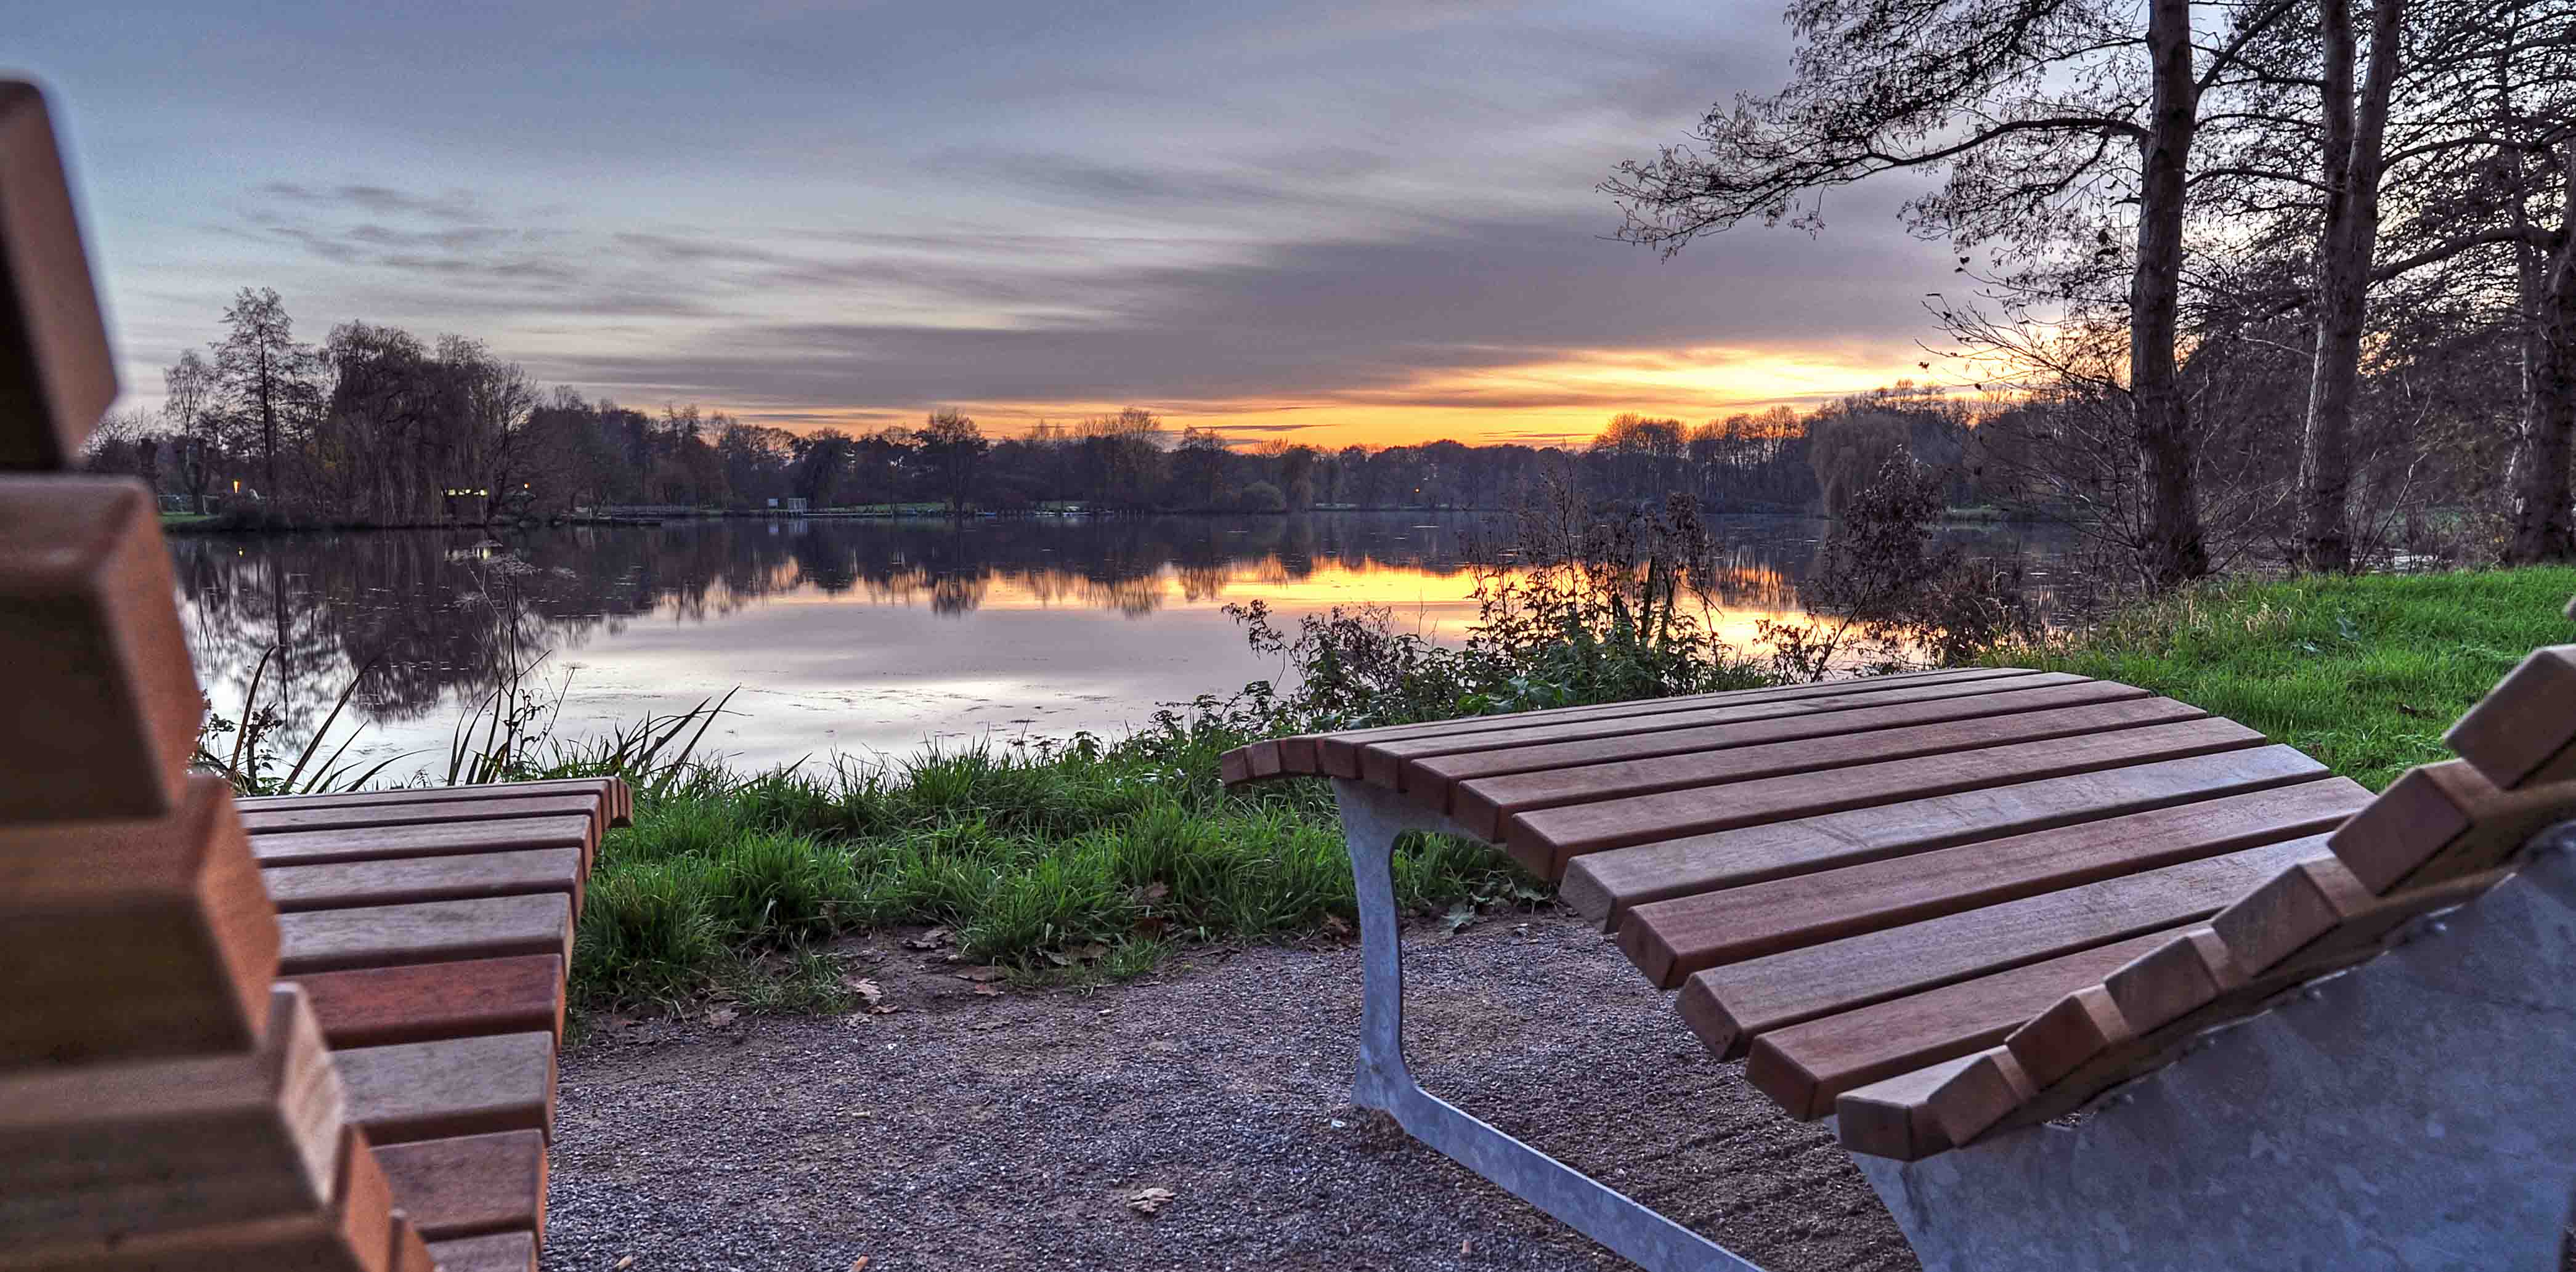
[337,1032,556,1145]
[0,987,344,1248]
[375,1130,546,1241]
[293,955,567,1049]
[1511,716,2270,875]
[0,777,282,1064]
[1744,927,2184,1119]
[387,1217,437,1272]
[0,1126,396,1272]
[1235,666,2039,786]
[2327,758,2576,894]
[0,477,198,819]
[1945,867,2516,1145]
[0,81,116,469]
[240,794,604,839]
[1829,1054,1981,1162]
[276,894,572,975]
[2443,645,2576,790]
[1396,674,2120,814]
[1447,695,2204,841]
[240,777,628,828]
[1916,1045,2039,1152]
[423,1231,537,1272]
[2000,984,2134,1090]
[248,815,594,869]
[1562,745,2329,925]
[262,848,584,915]
[1617,778,2364,979]
[1673,834,2326,1048]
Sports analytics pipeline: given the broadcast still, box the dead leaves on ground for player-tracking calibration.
[1126,1186,1177,1217]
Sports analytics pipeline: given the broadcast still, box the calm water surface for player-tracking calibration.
[171,512,2076,777]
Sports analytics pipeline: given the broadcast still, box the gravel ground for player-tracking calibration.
[542,910,1920,1272]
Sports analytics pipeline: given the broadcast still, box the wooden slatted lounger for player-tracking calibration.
[0,81,625,1272]
[1223,643,2576,1271]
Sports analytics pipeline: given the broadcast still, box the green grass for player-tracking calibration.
[1993,568,2576,789]
[567,733,1540,1012]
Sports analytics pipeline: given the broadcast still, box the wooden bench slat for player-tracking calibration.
[0,477,197,820]
[2443,644,2576,790]
[1745,926,2187,1119]
[375,1130,546,1242]
[239,777,629,828]
[337,1032,556,1146]
[248,816,593,869]
[1617,777,2371,978]
[0,1127,399,1272]
[1364,671,2094,792]
[0,988,344,1247]
[293,954,567,1050]
[1219,667,2039,783]
[1561,745,2330,925]
[1451,695,2206,841]
[1673,833,2326,1048]
[1397,674,2126,809]
[276,894,572,975]
[262,848,584,915]
[0,777,280,1066]
[239,794,604,838]
[1509,716,2271,874]
[1313,666,2037,778]
[425,1231,538,1272]
[1829,1053,1981,1162]
[0,81,117,471]
[2327,758,2576,894]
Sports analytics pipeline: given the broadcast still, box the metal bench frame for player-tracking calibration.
[1337,779,1764,1272]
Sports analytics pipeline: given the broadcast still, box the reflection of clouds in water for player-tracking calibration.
[172,512,2079,774]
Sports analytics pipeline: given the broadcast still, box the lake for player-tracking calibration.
[171,511,2078,778]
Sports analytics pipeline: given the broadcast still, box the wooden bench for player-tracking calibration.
[0,81,623,1272]
[1224,647,2576,1270]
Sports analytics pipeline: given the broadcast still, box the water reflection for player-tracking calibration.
[170,511,2073,774]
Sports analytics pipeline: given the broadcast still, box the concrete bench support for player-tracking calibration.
[1853,820,2576,1272]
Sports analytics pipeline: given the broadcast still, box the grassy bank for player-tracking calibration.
[569,730,1539,1013]
[1993,567,2576,789]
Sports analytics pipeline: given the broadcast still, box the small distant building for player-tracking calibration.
[784,497,809,514]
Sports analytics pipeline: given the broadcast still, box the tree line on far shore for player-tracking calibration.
[83,288,2042,525]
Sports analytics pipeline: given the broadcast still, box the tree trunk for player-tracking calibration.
[2131,0,2208,589]
[2505,142,2576,565]
[2296,0,2365,572]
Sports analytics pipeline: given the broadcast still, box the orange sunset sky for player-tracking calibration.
[20,1,1968,450]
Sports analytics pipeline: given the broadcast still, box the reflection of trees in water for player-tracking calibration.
[173,512,2076,747]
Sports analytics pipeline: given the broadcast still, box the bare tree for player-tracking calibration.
[211,287,317,503]
[1606,0,2303,586]
[161,349,221,514]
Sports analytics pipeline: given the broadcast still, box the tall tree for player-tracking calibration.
[161,349,221,514]
[211,288,316,503]
[914,409,988,515]
[1605,0,2299,586]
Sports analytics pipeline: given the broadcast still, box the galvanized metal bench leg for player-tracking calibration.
[1333,779,1766,1272]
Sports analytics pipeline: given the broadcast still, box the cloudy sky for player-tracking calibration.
[15,1,1959,448]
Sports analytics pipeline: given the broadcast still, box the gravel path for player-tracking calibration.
[542,911,1921,1272]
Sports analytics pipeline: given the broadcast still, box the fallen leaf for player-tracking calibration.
[850,1259,871,1271]
[1042,950,1072,966]
[1139,881,1170,903]
[955,966,1005,982]
[1322,915,1352,936]
[1070,942,1110,961]
[1440,902,1477,936]
[705,1007,739,1028]
[973,983,1003,996]
[616,1258,634,1270]
[869,1004,898,1015]
[1134,915,1168,938]
[1461,1239,1473,1254]
[902,928,950,950]
[1126,1186,1177,1217]
[842,976,885,1005]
